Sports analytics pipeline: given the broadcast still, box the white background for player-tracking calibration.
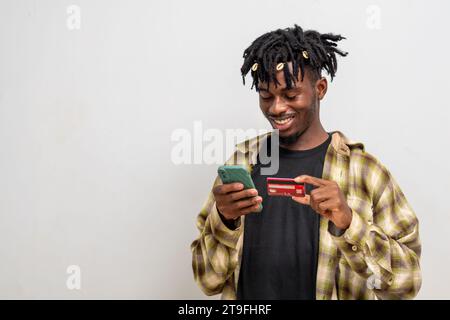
[0,0,449,299]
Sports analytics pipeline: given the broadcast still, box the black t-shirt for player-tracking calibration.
[236,133,332,300]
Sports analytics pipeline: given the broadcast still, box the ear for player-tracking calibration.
[315,77,328,100]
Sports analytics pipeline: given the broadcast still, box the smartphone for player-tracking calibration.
[266,177,305,197]
[217,165,262,211]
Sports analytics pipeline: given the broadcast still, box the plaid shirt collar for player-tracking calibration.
[235,130,365,161]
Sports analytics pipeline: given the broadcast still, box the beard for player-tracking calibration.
[278,127,308,146]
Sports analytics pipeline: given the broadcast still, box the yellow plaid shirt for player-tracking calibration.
[191,131,421,299]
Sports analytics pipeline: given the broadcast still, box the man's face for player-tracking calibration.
[257,63,326,145]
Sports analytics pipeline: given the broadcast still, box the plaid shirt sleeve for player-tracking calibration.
[329,154,421,299]
[190,171,243,296]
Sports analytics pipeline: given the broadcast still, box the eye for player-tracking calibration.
[285,94,298,100]
[259,94,273,101]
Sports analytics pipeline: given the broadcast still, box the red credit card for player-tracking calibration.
[266,177,305,197]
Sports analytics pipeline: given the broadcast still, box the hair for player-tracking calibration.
[241,24,348,90]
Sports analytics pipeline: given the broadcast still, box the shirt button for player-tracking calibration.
[352,245,358,252]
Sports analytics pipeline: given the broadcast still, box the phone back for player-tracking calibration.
[217,165,255,189]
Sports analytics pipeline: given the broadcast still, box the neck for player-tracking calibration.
[279,120,329,151]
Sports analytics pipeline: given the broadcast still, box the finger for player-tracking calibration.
[292,194,310,205]
[233,196,262,210]
[240,203,263,215]
[229,188,258,201]
[295,194,330,218]
[310,187,333,203]
[294,175,328,187]
[309,194,328,215]
[309,197,321,214]
[317,198,339,212]
[310,197,333,217]
[214,182,244,195]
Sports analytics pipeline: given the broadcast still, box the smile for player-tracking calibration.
[269,114,296,131]
[273,117,294,125]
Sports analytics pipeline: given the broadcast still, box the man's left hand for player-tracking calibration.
[291,175,352,230]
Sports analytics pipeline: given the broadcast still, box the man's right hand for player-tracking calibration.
[212,183,262,221]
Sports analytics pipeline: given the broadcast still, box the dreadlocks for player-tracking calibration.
[241,25,348,90]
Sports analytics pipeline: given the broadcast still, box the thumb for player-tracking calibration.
[291,194,310,205]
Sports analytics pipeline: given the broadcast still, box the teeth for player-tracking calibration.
[273,117,293,125]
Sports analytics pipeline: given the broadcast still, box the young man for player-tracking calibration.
[191,25,421,300]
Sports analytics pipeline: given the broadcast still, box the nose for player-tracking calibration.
[268,95,288,116]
